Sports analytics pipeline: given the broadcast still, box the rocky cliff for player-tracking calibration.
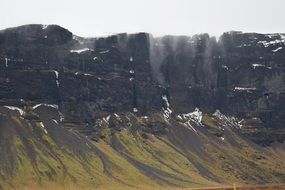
[0,25,284,189]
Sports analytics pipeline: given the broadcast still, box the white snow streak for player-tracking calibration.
[32,104,58,110]
[162,95,172,120]
[252,64,266,69]
[272,47,283,52]
[99,50,110,54]
[5,58,8,67]
[52,70,60,87]
[52,119,58,124]
[234,87,256,92]
[3,106,25,116]
[39,122,48,134]
[70,48,93,54]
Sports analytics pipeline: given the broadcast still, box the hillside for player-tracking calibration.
[0,25,284,189]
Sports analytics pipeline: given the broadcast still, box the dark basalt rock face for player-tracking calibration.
[0,25,284,145]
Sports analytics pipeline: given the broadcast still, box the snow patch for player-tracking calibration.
[272,47,283,52]
[39,122,48,134]
[93,57,103,62]
[190,108,203,123]
[52,119,58,124]
[72,35,84,45]
[234,87,256,92]
[252,64,265,69]
[75,71,94,76]
[133,108,138,113]
[129,70,135,74]
[84,73,93,76]
[129,56,133,62]
[162,95,170,108]
[103,115,111,124]
[52,70,60,87]
[5,58,8,67]
[258,38,285,47]
[53,70,59,78]
[33,104,58,110]
[222,65,229,70]
[3,106,25,116]
[180,108,202,123]
[59,111,64,122]
[238,119,244,128]
[99,50,110,54]
[213,110,232,122]
[163,107,172,120]
[70,48,93,54]
[42,25,48,30]
[252,64,271,70]
[213,110,242,129]
[162,95,172,120]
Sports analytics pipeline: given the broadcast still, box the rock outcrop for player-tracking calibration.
[1,25,284,145]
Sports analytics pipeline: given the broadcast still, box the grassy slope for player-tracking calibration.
[0,109,284,190]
